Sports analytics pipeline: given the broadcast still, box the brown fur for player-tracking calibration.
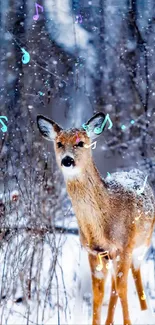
[37,117,155,325]
[54,130,155,324]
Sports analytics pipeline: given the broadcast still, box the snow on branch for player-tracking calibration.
[45,0,97,76]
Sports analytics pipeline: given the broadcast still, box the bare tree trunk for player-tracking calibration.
[92,0,106,112]
[6,0,25,115]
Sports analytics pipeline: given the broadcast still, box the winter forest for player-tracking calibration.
[0,0,155,324]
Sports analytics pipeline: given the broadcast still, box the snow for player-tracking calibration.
[105,169,148,193]
[1,0,155,324]
[45,0,97,76]
[105,169,155,219]
[0,231,154,324]
[134,310,155,324]
[105,169,154,201]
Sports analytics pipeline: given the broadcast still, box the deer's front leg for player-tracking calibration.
[88,254,108,325]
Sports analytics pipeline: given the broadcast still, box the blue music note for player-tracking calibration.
[21,48,30,64]
[82,114,113,136]
[94,114,113,134]
[82,123,90,137]
[0,116,8,133]
[82,123,89,131]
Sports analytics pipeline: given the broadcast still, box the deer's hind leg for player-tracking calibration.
[88,254,108,325]
[131,263,147,310]
[131,223,154,311]
[114,250,132,325]
[105,275,118,325]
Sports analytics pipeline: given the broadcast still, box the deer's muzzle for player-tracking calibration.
[61,156,75,167]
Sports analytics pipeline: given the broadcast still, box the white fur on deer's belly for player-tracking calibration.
[132,245,148,270]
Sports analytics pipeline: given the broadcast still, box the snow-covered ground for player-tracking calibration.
[1,0,155,324]
[0,231,155,325]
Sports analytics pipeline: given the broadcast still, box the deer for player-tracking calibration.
[37,112,155,325]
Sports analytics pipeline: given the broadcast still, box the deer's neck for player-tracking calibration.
[66,161,109,205]
[66,161,109,247]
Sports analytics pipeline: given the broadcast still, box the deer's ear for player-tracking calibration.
[37,115,62,141]
[82,112,106,139]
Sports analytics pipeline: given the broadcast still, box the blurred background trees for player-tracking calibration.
[0,0,155,323]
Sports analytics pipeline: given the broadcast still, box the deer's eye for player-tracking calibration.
[57,142,63,148]
[77,141,84,147]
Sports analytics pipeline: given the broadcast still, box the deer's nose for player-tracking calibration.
[61,156,75,167]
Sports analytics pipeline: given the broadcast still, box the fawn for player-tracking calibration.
[37,112,155,325]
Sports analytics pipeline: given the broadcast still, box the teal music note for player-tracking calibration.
[94,114,113,135]
[21,48,30,64]
[0,116,8,133]
[82,123,90,137]
[82,123,89,131]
